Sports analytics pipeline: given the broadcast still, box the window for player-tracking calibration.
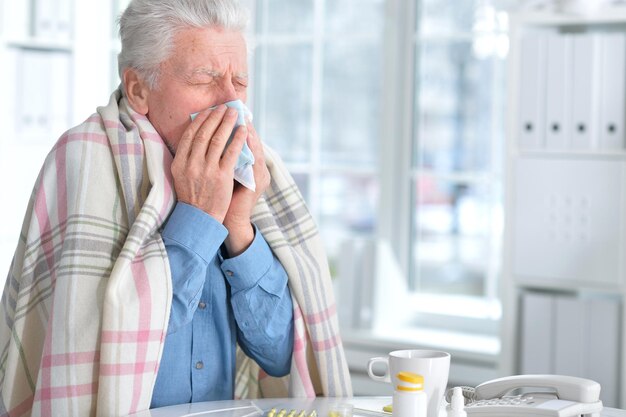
[244,0,385,275]
[247,0,508,334]
[409,0,507,322]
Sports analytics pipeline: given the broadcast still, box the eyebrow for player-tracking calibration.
[189,68,248,80]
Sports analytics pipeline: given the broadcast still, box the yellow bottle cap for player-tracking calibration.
[397,372,424,386]
[396,385,422,392]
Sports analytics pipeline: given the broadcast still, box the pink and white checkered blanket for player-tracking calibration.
[0,89,352,417]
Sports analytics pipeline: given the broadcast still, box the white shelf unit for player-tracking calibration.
[0,0,123,285]
[501,10,626,408]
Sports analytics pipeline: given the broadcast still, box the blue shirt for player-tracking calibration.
[151,203,294,408]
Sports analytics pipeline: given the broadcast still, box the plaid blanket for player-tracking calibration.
[0,89,352,417]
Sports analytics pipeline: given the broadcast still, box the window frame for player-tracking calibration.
[246,0,505,340]
[379,0,506,335]
[246,0,382,245]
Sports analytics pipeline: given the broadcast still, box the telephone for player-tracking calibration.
[449,375,603,417]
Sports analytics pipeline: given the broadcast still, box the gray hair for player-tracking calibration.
[117,0,249,90]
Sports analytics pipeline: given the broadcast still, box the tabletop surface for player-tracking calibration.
[127,396,626,417]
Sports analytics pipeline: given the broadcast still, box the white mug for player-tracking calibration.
[367,350,451,417]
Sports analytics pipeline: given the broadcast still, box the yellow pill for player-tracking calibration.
[382,404,393,413]
[268,408,277,417]
[308,411,317,417]
[277,409,287,417]
[297,411,306,417]
[287,410,297,417]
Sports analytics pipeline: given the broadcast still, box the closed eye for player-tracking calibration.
[234,73,248,85]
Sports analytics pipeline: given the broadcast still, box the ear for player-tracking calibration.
[123,68,150,115]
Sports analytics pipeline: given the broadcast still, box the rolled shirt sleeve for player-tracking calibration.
[162,202,228,334]
[221,226,294,377]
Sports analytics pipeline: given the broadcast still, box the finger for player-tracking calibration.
[220,124,247,170]
[176,106,215,161]
[246,123,265,164]
[244,121,270,191]
[247,121,263,147]
[188,105,228,165]
[246,118,260,142]
[206,107,239,165]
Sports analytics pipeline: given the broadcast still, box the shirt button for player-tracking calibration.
[225,270,234,277]
[198,301,206,310]
[195,361,204,370]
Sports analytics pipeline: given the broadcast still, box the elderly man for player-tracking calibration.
[0,0,351,416]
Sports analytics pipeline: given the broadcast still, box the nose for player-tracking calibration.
[216,76,239,104]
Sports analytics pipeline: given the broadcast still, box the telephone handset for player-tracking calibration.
[451,374,603,417]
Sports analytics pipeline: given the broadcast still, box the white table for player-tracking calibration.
[127,396,626,417]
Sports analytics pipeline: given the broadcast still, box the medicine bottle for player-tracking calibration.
[446,386,467,417]
[392,371,427,417]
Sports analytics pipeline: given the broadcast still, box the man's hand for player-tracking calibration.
[170,105,247,223]
[223,121,271,257]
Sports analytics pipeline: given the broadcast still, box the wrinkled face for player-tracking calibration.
[145,26,248,152]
